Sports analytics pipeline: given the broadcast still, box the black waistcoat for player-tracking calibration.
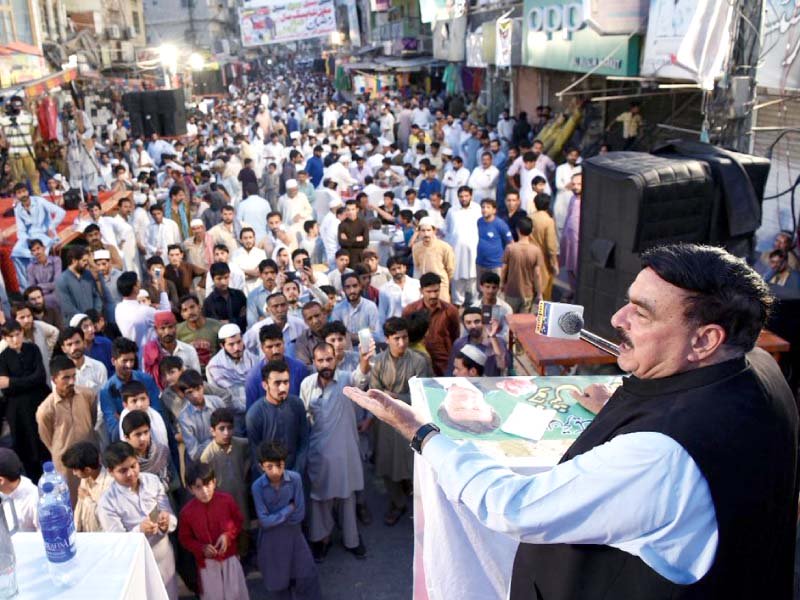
[509,350,799,600]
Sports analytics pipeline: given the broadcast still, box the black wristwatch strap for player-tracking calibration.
[410,422,440,454]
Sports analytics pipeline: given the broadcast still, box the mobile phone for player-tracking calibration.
[358,328,372,349]
[481,305,492,325]
[154,267,162,279]
[149,506,159,522]
[303,257,311,270]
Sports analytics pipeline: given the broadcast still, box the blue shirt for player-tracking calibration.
[418,178,442,199]
[245,395,309,479]
[247,285,273,328]
[305,156,324,188]
[330,297,379,338]
[476,217,513,268]
[99,370,167,442]
[423,431,717,584]
[251,471,305,528]
[87,335,113,376]
[245,356,311,411]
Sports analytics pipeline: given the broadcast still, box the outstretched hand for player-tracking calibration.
[343,387,426,442]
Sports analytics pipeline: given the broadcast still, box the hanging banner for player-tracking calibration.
[466,24,486,68]
[239,0,337,47]
[757,0,800,90]
[641,0,733,86]
[420,0,466,24]
[496,17,513,67]
[370,0,390,10]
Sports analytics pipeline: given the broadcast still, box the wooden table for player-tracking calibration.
[508,313,791,375]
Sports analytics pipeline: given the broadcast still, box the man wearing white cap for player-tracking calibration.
[319,196,345,268]
[93,249,123,322]
[278,179,312,238]
[452,344,487,377]
[206,323,257,434]
[446,306,507,377]
[326,156,358,193]
[379,105,396,144]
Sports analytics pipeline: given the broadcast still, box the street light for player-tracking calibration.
[159,43,178,87]
[188,52,204,71]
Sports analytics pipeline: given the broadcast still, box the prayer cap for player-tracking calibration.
[460,344,488,366]
[218,323,241,340]
[69,314,89,328]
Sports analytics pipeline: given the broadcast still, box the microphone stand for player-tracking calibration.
[579,329,620,357]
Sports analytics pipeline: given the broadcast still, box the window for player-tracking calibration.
[11,0,33,44]
[132,10,140,33]
[0,0,15,44]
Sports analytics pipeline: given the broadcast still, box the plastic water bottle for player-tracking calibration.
[38,482,78,587]
[38,462,69,501]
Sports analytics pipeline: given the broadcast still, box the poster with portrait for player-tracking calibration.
[239,0,337,47]
[411,375,622,468]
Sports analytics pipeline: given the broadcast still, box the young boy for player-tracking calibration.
[61,441,113,532]
[98,441,179,600]
[0,448,38,531]
[119,380,170,447]
[121,410,179,494]
[200,408,251,553]
[176,370,226,466]
[178,463,249,600]
[252,441,320,599]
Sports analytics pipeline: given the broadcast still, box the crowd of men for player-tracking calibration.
[0,62,795,599]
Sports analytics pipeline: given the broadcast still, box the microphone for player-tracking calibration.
[535,301,585,340]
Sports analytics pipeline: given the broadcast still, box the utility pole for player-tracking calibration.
[708,0,763,152]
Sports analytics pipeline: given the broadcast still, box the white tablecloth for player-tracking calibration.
[13,532,168,599]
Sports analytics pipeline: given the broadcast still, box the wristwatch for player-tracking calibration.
[410,423,440,454]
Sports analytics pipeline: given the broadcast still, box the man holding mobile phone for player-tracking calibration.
[445,307,507,377]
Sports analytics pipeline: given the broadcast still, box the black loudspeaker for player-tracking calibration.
[192,70,225,96]
[576,152,715,339]
[653,141,771,258]
[139,91,162,137]
[156,89,187,137]
[122,92,144,137]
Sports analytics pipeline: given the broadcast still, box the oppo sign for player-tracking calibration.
[527,2,585,35]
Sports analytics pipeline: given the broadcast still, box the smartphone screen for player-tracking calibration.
[481,305,492,325]
[303,258,311,270]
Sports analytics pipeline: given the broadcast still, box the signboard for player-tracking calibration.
[466,24,487,68]
[412,375,617,467]
[757,0,800,91]
[239,0,336,47]
[370,0,390,10]
[583,0,647,35]
[522,0,640,76]
[641,0,733,86]
[420,0,466,24]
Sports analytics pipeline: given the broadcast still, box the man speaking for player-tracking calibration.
[345,244,798,599]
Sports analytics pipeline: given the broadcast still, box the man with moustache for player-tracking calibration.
[330,273,379,348]
[207,324,258,435]
[245,359,309,479]
[244,324,310,410]
[177,295,220,372]
[59,326,107,394]
[345,244,798,599]
[142,311,201,389]
[446,307,507,376]
[36,355,97,506]
[55,246,103,323]
[378,257,421,327]
[293,301,330,367]
[443,186,481,307]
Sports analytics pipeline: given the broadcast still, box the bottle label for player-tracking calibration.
[41,518,76,563]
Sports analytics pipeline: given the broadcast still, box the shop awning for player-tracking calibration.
[354,44,382,56]
[342,60,389,72]
[378,56,444,72]
[22,68,78,98]
[0,42,43,56]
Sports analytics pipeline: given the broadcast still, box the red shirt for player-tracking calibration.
[402,299,460,376]
[178,491,243,570]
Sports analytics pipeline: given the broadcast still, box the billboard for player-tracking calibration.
[640,0,733,87]
[758,0,800,91]
[239,0,337,47]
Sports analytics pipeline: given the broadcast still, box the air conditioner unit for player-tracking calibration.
[120,41,135,62]
[100,46,113,67]
[107,25,121,39]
